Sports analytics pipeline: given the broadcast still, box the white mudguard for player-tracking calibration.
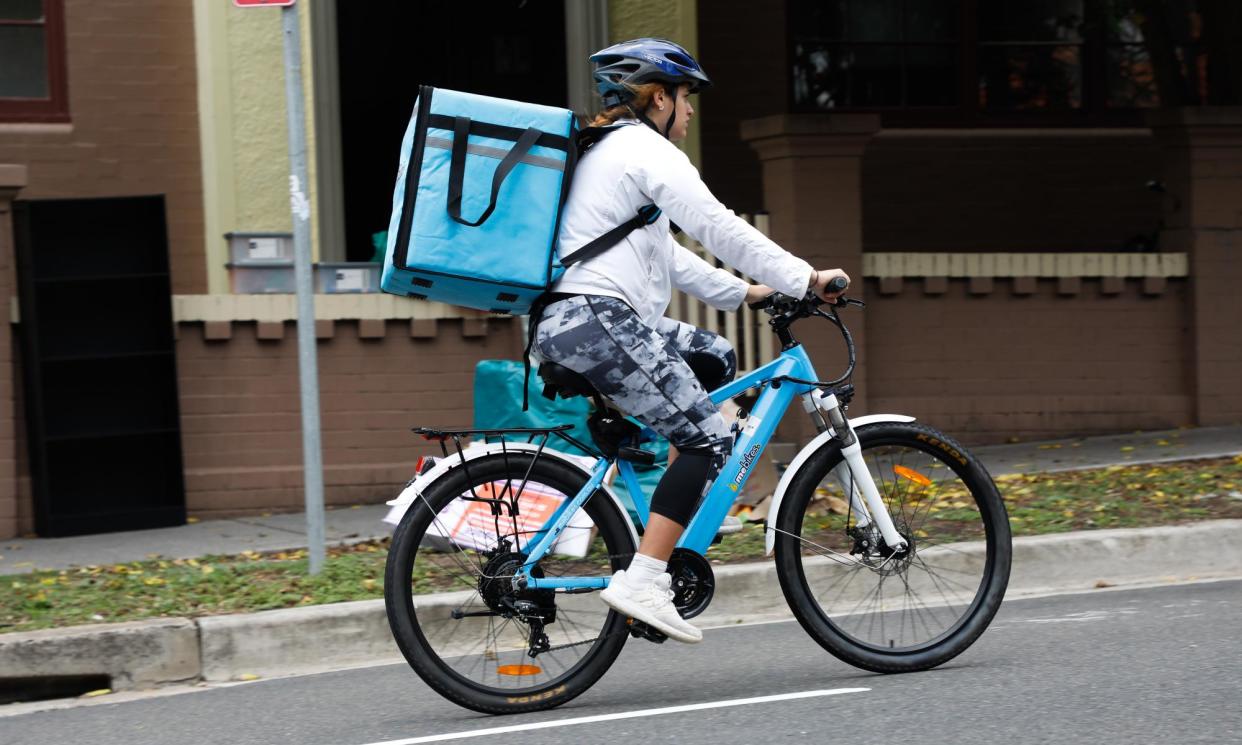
[763,414,916,555]
[383,442,641,550]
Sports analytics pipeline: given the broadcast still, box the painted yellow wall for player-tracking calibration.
[194,0,320,293]
[608,0,701,166]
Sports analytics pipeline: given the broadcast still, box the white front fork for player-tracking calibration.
[808,391,907,552]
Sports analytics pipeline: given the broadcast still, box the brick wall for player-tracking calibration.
[0,0,205,294]
[863,277,1193,443]
[175,317,525,518]
[862,131,1165,253]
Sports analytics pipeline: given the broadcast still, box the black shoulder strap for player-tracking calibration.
[556,122,664,269]
[559,204,662,268]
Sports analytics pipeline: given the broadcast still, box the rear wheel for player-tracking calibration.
[384,453,635,714]
[774,422,1011,673]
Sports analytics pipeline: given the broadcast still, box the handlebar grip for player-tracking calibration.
[747,294,776,311]
[826,275,849,294]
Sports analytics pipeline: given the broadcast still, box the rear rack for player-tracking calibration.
[412,424,600,460]
[410,425,604,527]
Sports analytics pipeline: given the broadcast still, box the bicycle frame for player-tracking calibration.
[518,344,839,591]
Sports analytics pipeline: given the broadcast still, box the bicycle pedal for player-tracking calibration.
[627,619,668,644]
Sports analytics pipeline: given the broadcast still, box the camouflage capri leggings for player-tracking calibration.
[534,294,736,525]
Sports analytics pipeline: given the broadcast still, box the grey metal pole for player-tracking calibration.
[281,3,326,575]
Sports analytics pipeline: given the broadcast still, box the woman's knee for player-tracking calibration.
[686,342,737,392]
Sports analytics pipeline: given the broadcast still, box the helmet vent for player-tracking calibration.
[665,52,694,68]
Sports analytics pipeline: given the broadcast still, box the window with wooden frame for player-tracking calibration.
[789,0,1232,126]
[0,0,69,123]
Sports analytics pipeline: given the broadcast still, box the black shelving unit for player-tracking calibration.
[14,195,186,537]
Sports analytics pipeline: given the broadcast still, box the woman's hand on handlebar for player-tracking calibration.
[810,268,850,303]
[744,283,777,305]
[745,269,850,310]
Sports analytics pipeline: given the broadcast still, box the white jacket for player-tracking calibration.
[553,119,813,328]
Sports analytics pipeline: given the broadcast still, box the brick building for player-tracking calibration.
[0,0,1239,538]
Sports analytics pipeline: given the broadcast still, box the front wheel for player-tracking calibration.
[774,422,1011,673]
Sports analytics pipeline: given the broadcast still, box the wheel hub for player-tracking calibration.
[477,552,556,621]
[849,522,916,576]
[477,552,526,614]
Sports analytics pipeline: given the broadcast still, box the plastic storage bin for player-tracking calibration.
[227,261,295,294]
[226,232,293,264]
[315,262,381,293]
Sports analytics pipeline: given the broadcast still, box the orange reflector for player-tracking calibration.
[894,465,932,487]
[497,665,542,676]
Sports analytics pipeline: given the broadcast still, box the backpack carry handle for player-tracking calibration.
[446,116,543,228]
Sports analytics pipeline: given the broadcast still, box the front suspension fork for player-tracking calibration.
[806,391,908,553]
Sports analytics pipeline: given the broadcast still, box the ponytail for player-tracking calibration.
[587,82,666,127]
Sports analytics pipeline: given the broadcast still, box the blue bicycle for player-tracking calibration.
[385,290,1011,714]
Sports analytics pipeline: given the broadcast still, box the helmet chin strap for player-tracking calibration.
[626,86,678,140]
[662,93,677,139]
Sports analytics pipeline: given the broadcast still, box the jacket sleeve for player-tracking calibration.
[631,135,814,299]
[669,237,749,310]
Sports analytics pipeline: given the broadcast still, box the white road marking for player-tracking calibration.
[358,688,870,745]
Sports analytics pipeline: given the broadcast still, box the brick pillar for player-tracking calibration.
[0,165,27,540]
[740,115,880,439]
[1148,108,1242,426]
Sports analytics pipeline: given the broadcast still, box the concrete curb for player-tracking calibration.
[0,618,200,690]
[3,520,1240,693]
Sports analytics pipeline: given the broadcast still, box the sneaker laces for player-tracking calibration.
[651,574,675,605]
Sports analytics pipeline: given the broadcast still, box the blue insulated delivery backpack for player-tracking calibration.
[382,86,660,314]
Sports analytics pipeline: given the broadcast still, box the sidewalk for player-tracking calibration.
[2,424,1240,576]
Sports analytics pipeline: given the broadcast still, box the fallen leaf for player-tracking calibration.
[237,673,261,682]
[81,689,112,698]
[825,496,850,515]
[1120,446,1135,453]
[1094,580,1115,589]
[187,517,200,524]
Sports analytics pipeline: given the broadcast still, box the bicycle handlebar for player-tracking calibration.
[746,277,865,388]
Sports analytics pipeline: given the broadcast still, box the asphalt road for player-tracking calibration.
[3,580,1238,745]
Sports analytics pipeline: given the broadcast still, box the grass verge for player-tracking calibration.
[2,455,1240,634]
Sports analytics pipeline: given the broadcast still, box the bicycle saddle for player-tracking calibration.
[537,361,597,400]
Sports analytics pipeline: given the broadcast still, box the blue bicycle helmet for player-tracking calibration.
[590,38,712,110]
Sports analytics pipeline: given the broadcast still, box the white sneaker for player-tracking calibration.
[599,570,702,644]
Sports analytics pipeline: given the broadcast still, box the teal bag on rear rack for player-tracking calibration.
[382,86,660,314]
[382,86,576,314]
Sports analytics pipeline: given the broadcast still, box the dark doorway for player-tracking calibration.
[335,1,567,261]
[14,196,186,537]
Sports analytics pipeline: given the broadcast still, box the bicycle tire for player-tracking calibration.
[385,452,635,714]
[774,421,1011,673]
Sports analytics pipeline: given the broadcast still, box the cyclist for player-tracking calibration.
[534,38,849,643]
